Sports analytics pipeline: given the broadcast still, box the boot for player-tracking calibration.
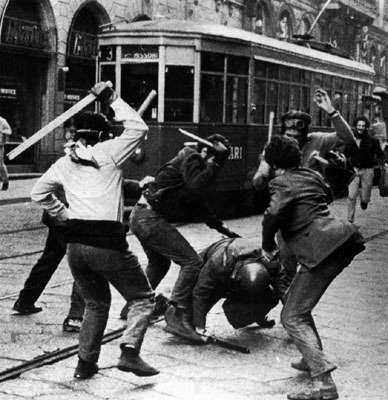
[164,305,204,343]
[117,345,159,376]
[74,357,98,379]
[287,372,338,400]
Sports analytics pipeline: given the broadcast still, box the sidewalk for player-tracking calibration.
[0,188,387,399]
[0,177,39,205]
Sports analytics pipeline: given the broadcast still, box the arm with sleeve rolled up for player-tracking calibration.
[252,155,275,190]
[31,164,69,223]
[108,97,149,166]
[314,88,355,146]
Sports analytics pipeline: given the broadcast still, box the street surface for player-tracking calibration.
[0,179,388,399]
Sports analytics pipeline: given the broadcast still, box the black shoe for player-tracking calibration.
[13,300,42,315]
[74,357,98,379]
[164,305,204,343]
[117,346,159,376]
[256,317,275,328]
[63,317,82,333]
[361,201,368,210]
[2,181,9,191]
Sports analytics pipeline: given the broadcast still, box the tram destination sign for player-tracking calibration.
[122,45,158,60]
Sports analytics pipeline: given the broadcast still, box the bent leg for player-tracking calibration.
[281,240,358,377]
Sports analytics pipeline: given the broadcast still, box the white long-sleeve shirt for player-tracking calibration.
[31,97,148,222]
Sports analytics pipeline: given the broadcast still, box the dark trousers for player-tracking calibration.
[281,237,360,377]
[130,204,203,309]
[67,243,154,363]
[18,226,84,319]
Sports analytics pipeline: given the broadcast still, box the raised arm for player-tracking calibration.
[314,88,355,146]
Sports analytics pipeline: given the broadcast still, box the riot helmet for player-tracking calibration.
[231,260,271,302]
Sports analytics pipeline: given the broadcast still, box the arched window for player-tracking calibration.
[254,2,270,36]
[277,11,292,41]
[298,18,311,37]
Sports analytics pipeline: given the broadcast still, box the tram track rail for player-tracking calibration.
[0,226,387,383]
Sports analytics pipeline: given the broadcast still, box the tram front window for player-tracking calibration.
[121,63,158,121]
[165,66,194,122]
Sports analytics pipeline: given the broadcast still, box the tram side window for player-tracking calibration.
[200,52,224,123]
[226,56,249,124]
[165,66,194,122]
[121,63,158,121]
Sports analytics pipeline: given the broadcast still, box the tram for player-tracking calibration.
[97,19,375,216]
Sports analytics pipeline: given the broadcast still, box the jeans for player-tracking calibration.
[18,226,84,319]
[67,243,154,363]
[347,168,374,222]
[281,238,359,377]
[130,204,203,308]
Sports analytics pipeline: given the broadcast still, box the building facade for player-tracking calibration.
[0,0,387,173]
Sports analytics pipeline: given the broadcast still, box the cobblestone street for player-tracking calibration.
[0,179,388,399]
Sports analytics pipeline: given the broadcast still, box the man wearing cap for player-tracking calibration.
[192,237,283,338]
[130,135,240,342]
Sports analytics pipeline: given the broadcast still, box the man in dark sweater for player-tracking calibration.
[130,135,240,342]
[345,116,386,222]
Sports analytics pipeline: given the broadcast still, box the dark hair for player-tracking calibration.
[264,135,302,169]
[74,111,111,145]
[198,133,232,157]
[354,115,370,129]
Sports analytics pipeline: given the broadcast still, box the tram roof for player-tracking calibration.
[100,19,374,81]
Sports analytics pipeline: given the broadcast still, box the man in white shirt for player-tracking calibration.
[0,116,11,190]
[31,82,158,380]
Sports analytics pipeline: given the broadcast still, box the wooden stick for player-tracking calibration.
[268,111,275,143]
[178,129,214,148]
[7,81,113,160]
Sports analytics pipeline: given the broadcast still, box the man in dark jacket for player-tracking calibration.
[262,136,365,400]
[130,135,240,342]
[345,115,386,222]
[192,237,280,336]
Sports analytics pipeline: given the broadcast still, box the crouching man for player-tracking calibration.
[192,237,281,336]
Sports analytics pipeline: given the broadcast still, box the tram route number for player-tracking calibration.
[229,146,243,160]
